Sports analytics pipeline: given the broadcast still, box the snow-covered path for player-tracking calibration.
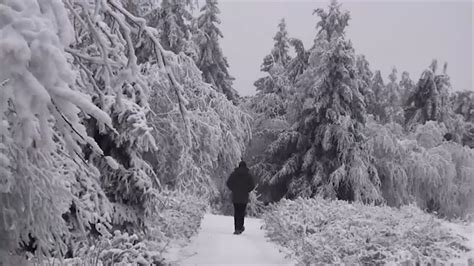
[165,214,294,265]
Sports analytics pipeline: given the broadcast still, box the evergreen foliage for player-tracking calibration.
[399,70,415,106]
[261,0,383,203]
[381,67,404,124]
[196,0,238,102]
[405,60,451,129]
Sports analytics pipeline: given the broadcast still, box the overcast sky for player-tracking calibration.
[216,0,473,96]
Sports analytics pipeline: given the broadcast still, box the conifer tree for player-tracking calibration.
[367,70,385,121]
[254,18,292,95]
[382,67,404,124]
[263,0,382,203]
[155,0,193,53]
[130,0,197,64]
[286,38,310,84]
[451,90,474,123]
[196,0,238,103]
[271,18,292,68]
[405,60,451,129]
[355,55,375,118]
[371,70,385,101]
[399,71,415,106]
[356,55,373,93]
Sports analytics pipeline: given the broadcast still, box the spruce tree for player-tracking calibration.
[156,0,193,53]
[399,71,415,106]
[264,0,382,203]
[255,18,292,94]
[405,60,451,128]
[196,0,238,102]
[355,55,375,118]
[271,18,292,68]
[286,38,310,84]
[368,70,385,121]
[382,67,404,124]
[133,0,196,62]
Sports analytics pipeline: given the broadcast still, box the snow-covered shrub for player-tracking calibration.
[366,120,474,218]
[75,228,164,265]
[246,189,266,218]
[144,189,208,245]
[52,189,207,265]
[263,197,472,265]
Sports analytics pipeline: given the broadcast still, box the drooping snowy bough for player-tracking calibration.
[1,0,250,263]
[0,0,112,257]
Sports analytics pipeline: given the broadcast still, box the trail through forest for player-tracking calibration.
[163,213,474,265]
[165,214,294,265]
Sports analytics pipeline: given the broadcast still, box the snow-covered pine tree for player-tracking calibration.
[451,90,474,123]
[399,70,415,106]
[254,18,292,95]
[405,60,452,130]
[450,91,474,147]
[153,0,194,54]
[367,70,386,121]
[355,55,373,94]
[286,38,310,84]
[243,18,295,203]
[0,0,113,258]
[271,18,292,68]
[263,0,382,203]
[196,0,238,103]
[253,18,293,99]
[355,55,376,118]
[381,67,404,124]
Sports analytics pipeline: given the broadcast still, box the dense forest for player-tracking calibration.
[0,0,472,264]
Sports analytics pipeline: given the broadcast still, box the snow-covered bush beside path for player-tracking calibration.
[263,197,473,265]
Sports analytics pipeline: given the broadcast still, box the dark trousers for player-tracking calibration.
[233,203,247,231]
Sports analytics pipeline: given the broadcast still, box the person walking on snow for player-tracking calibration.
[226,160,255,235]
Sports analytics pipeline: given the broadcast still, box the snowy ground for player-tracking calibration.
[163,213,474,265]
[164,214,295,265]
[443,221,474,264]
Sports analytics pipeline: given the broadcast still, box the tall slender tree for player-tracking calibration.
[255,18,292,94]
[382,67,404,123]
[399,71,415,106]
[196,0,238,102]
[271,18,292,68]
[355,55,375,118]
[367,70,385,121]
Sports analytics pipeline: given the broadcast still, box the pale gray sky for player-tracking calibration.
[217,0,473,96]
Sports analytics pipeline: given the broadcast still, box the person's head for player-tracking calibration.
[238,160,246,168]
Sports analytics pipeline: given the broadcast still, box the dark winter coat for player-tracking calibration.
[226,166,255,203]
